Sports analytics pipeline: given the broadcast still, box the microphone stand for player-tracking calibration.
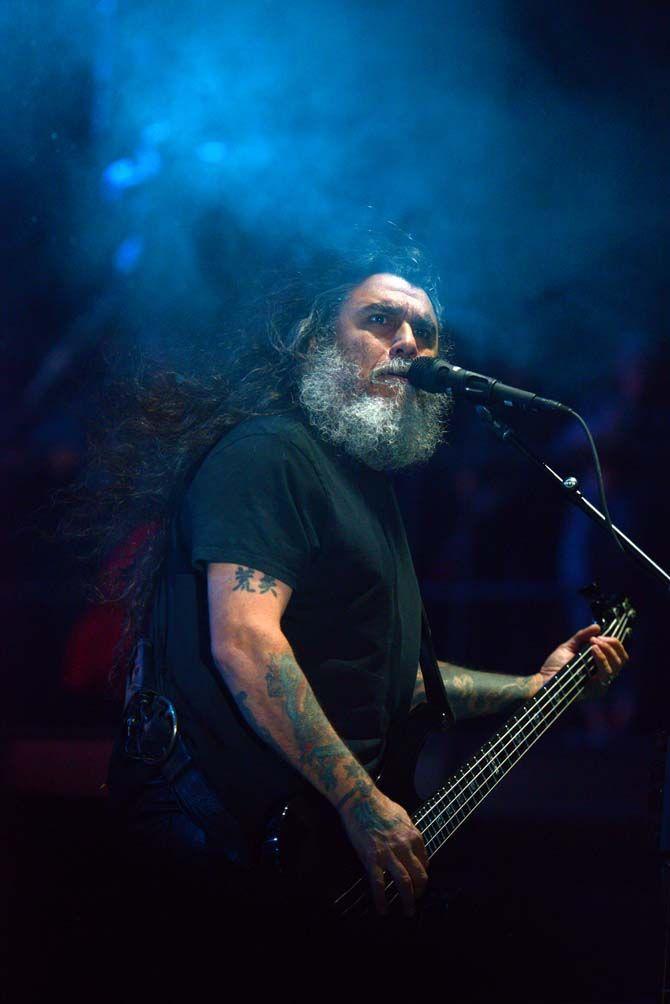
[476,406,670,591]
[477,405,670,1000]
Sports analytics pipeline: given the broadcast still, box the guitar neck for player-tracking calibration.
[413,605,633,859]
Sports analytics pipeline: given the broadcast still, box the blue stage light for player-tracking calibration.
[114,235,144,273]
[102,150,161,192]
[103,158,137,190]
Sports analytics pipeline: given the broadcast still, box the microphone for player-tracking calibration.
[407,357,570,414]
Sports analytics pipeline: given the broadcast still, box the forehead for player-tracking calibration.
[343,273,437,322]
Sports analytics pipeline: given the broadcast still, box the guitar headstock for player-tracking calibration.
[579,581,637,635]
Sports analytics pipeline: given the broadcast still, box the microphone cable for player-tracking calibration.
[561,405,627,558]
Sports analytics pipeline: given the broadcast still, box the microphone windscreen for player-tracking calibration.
[407,356,444,392]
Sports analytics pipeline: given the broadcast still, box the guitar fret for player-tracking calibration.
[324,609,638,921]
[412,603,634,863]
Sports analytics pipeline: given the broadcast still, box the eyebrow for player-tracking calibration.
[357,300,439,344]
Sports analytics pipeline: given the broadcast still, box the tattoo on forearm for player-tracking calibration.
[235,653,379,814]
[337,764,374,809]
[263,654,354,791]
[231,566,278,596]
[339,780,395,831]
[440,663,535,719]
[337,778,368,811]
[351,799,397,832]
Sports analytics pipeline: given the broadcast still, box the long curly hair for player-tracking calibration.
[64,230,445,682]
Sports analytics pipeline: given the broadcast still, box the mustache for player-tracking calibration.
[369,358,413,382]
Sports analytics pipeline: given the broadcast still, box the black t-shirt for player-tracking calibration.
[127,410,421,835]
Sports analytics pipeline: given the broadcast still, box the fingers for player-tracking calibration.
[559,623,601,657]
[384,851,428,918]
[403,847,429,904]
[411,828,429,871]
[590,634,629,685]
[369,864,389,916]
[349,796,429,918]
[573,623,601,643]
[367,840,429,918]
[385,858,416,917]
[400,831,429,909]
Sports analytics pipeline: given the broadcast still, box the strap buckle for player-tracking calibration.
[123,690,178,765]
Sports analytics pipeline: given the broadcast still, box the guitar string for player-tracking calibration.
[374,662,605,915]
[418,613,628,855]
[423,665,594,856]
[336,613,628,914]
[419,616,629,865]
[335,611,629,915]
[413,611,626,837]
[336,639,609,916]
[414,610,626,830]
[420,653,592,840]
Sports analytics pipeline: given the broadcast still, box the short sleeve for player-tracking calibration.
[182,431,323,590]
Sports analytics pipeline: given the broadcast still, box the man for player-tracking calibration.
[109,254,627,921]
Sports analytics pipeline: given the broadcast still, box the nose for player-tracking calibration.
[389,321,419,360]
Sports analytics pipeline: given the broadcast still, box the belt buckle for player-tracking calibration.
[123,690,178,765]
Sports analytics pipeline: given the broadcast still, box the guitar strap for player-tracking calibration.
[419,601,454,727]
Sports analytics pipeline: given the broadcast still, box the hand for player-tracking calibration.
[338,787,428,918]
[535,623,629,695]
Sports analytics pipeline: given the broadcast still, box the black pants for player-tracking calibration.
[108,771,529,1000]
[118,769,267,913]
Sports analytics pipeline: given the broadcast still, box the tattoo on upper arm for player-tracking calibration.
[258,573,278,596]
[231,566,279,596]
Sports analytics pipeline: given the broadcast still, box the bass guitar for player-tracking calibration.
[263,589,636,917]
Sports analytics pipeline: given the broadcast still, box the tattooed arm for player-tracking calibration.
[207,562,428,916]
[411,625,628,718]
[410,664,535,717]
[439,662,536,718]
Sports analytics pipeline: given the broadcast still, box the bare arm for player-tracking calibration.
[208,562,428,915]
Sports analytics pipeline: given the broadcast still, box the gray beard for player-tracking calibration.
[298,342,450,471]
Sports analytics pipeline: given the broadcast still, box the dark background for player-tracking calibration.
[2,1,668,999]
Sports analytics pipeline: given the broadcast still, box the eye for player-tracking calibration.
[415,328,434,346]
[368,313,387,325]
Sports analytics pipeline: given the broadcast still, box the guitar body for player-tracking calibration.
[262,702,446,916]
